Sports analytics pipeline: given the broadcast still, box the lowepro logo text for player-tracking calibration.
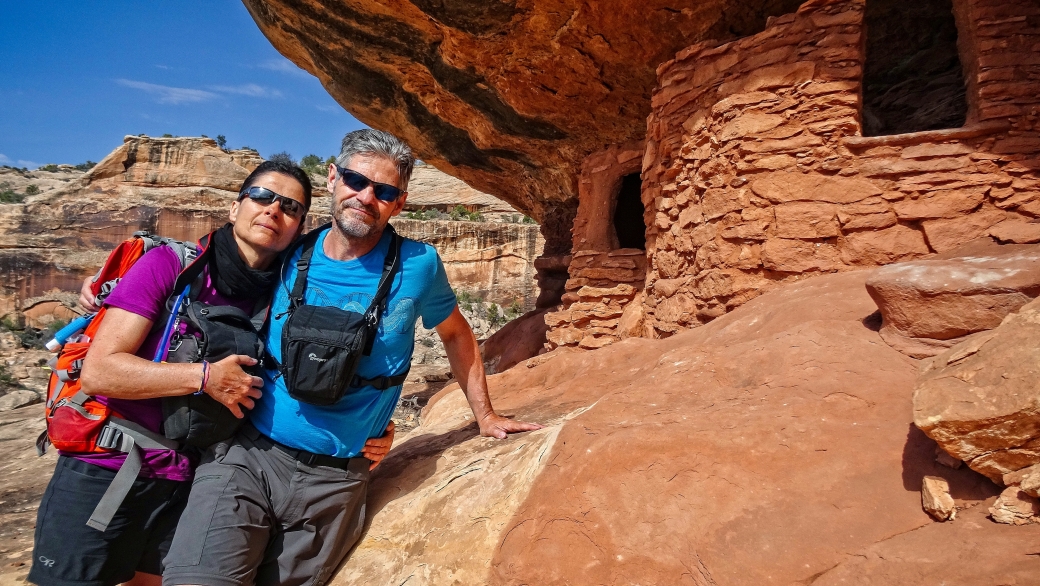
[308,353,328,363]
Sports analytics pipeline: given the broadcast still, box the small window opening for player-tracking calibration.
[613,173,646,250]
[862,0,967,136]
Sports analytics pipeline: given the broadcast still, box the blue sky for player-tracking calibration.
[0,1,365,169]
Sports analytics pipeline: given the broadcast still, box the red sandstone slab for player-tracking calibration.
[866,240,1040,341]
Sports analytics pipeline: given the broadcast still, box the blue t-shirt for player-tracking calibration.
[251,227,457,457]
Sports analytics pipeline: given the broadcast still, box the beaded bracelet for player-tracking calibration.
[194,360,210,396]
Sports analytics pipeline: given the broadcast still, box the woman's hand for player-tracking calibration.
[203,355,264,418]
[78,276,100,312]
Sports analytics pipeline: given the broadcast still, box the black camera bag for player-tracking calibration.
[159,234,270,448]
[279,223,407,406]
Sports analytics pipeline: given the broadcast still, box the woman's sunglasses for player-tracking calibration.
[237,186,306,219]
[335,165,403,202]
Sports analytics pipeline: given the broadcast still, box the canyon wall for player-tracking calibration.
[391,219,542,308]
[0,136,542,320]
[0,136,247,318]
[547,0,1040,348]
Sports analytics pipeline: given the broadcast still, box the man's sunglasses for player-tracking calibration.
[237,186,306,219]
[335,165,403,202]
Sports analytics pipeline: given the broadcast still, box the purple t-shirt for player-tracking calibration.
[69,246,255,481]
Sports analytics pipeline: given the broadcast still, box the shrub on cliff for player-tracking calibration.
[300,154,334,176]
[24,184,40,196]
[5,319,67,350]
[39,164,59,172]
[508,300,523,318]
[0,182,24,203]
[403,209,447,221]
[449,205,484,222]
[73,160,96,171]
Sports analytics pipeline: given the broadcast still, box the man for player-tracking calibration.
[162,129,541,586]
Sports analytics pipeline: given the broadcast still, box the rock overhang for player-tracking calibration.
[240,0,806,225]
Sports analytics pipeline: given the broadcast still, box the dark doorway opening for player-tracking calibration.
[862,0,968,136]
[613,173,646,250]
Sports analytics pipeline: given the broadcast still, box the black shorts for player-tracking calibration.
[29,455,191,586]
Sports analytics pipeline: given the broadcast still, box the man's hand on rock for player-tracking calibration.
[361,421,395,470]
[478,412,543,439]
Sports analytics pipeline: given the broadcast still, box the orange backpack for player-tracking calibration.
[38,231,203,531]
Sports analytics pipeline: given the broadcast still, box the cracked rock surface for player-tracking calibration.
[331,268,1034,584]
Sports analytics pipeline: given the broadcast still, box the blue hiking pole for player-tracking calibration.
[153,285,191,362]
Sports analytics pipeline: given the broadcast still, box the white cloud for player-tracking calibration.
[259,59,312,78]
[0,154,41,168]
[117,79,218,104]
[208,83,283,99]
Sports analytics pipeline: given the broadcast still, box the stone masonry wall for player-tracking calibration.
[638,0,1040,336]
[544,144,649,349]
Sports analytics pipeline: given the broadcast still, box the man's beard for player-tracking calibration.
[332,198,382,238]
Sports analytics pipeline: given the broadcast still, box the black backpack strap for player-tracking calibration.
[284,223,330,310]
[363,226,403,321]
[250,292,273,332]
[351,365,410,391]
[361,227,403,355]
[148,233,210,340]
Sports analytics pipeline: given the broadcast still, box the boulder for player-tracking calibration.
[914,296,1040,482]
[989,487,1040,525]
[921,476,956,521]
[1004,463,1040,497]
[0,390,40,412]
[866,240,1040,358]
[481,307,551,374]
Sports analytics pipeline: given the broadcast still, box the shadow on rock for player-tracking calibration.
[366,421,481,524]
[861,310,882,332]
[900,423,1000,500]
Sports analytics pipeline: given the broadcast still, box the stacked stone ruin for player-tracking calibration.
[546,0,1040,349]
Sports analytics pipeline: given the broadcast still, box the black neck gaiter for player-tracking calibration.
[209,224,278,299]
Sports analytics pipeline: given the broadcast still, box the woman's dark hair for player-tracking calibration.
[239,160,312,211]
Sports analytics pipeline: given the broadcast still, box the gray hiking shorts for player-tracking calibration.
[162,425,370,586]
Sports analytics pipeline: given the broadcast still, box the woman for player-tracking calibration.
[29,161,394,586]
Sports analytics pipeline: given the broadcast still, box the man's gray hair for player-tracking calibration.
[335,129,415,190]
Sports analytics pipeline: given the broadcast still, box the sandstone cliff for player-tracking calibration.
[0,136,542,319]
